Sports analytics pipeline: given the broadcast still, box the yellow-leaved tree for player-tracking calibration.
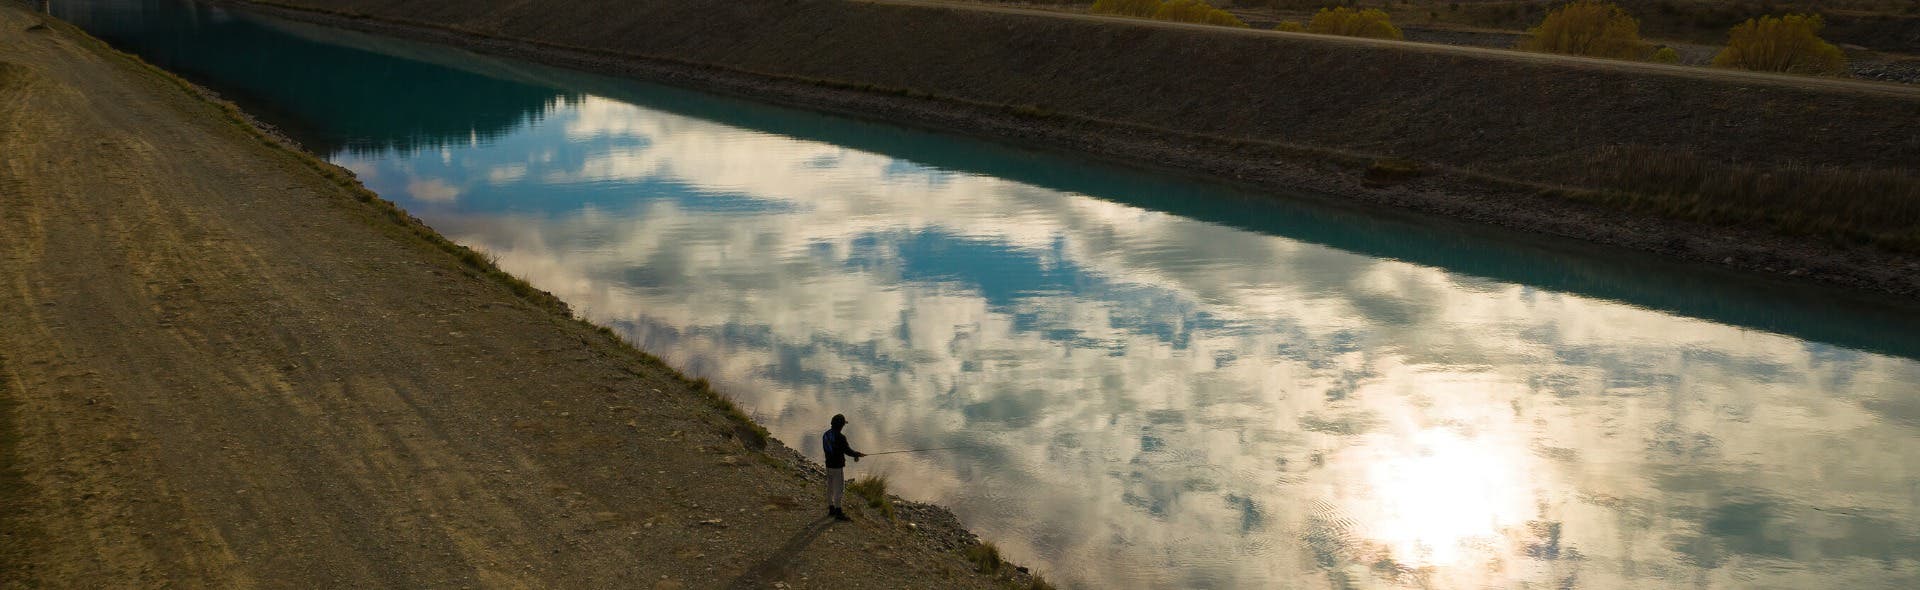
[1305,8,1403,39]
[1519,1,1648,59]
[1152,0,1248,27]
[1711,14,1846,75]
[1091,0,1163,18]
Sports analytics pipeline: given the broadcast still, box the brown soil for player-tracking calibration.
[239,0,1920,298]
[0,5,1031,588]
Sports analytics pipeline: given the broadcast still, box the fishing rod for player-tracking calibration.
[864,446,972,456]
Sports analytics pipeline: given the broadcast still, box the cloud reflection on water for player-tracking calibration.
[336,95,1920,589]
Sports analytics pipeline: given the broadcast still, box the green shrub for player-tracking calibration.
[1519,1,1648,59]
[1650,45,1680,63]
[1152,0,1248,27]
[1091,0,1163,17]
[1306,7,1404,39]
[1275,20,1305,32]
[1711,14,1846,74]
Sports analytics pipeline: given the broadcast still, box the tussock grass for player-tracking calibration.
[967,540,1005,575]
[689,378,770,450]
[847,474,897,521]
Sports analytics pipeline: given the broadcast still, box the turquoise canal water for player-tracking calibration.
[54,1,1920,587]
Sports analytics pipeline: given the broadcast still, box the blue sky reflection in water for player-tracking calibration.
[58,2,1920,587]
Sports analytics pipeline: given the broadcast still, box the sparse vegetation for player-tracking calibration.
[1305,7,1404,39]
[1365,158,1425,182]
[1262,0,1908,61]
[847,474,897,521]
[1519,1,1650,59]
[1572,145,1920,250]
[1711,14,1846,74]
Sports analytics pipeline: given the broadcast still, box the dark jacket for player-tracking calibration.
[822,428,862,468]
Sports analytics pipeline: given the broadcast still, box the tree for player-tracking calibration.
[1711,14,1846,75]
[1152,0,1248,27]
[1091,0,1163,18]
[1305,8,1404,40]
[1519,1,1648,59]
[1650,46,1679,63]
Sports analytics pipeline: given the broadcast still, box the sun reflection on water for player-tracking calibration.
[1358,428,1531,572]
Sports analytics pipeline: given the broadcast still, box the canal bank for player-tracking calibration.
[0,4,1038,587]
[229,0,1920,298]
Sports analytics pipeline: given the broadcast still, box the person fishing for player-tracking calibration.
[822,414,865,521]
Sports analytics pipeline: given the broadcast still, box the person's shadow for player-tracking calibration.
[725,515,835,589]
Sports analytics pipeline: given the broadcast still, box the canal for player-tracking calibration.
[51,0,1920,587]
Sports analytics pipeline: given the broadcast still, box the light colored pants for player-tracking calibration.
[827,467,845,509]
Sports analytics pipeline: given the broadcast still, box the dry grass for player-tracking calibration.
[689,378,771,450]
[1365,157,1425,182]
[966,540,1005,575]
[1569,145,1920,249]
[847,474,897,521]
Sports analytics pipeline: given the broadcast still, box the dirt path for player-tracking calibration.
[0,5,1021,588]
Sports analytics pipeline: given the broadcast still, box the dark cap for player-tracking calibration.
[831,414,847,426]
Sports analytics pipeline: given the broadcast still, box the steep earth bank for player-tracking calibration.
[244,0,1920,298]
[0,4,1033,588]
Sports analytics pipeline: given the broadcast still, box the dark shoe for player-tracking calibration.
[833,511,851,521]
